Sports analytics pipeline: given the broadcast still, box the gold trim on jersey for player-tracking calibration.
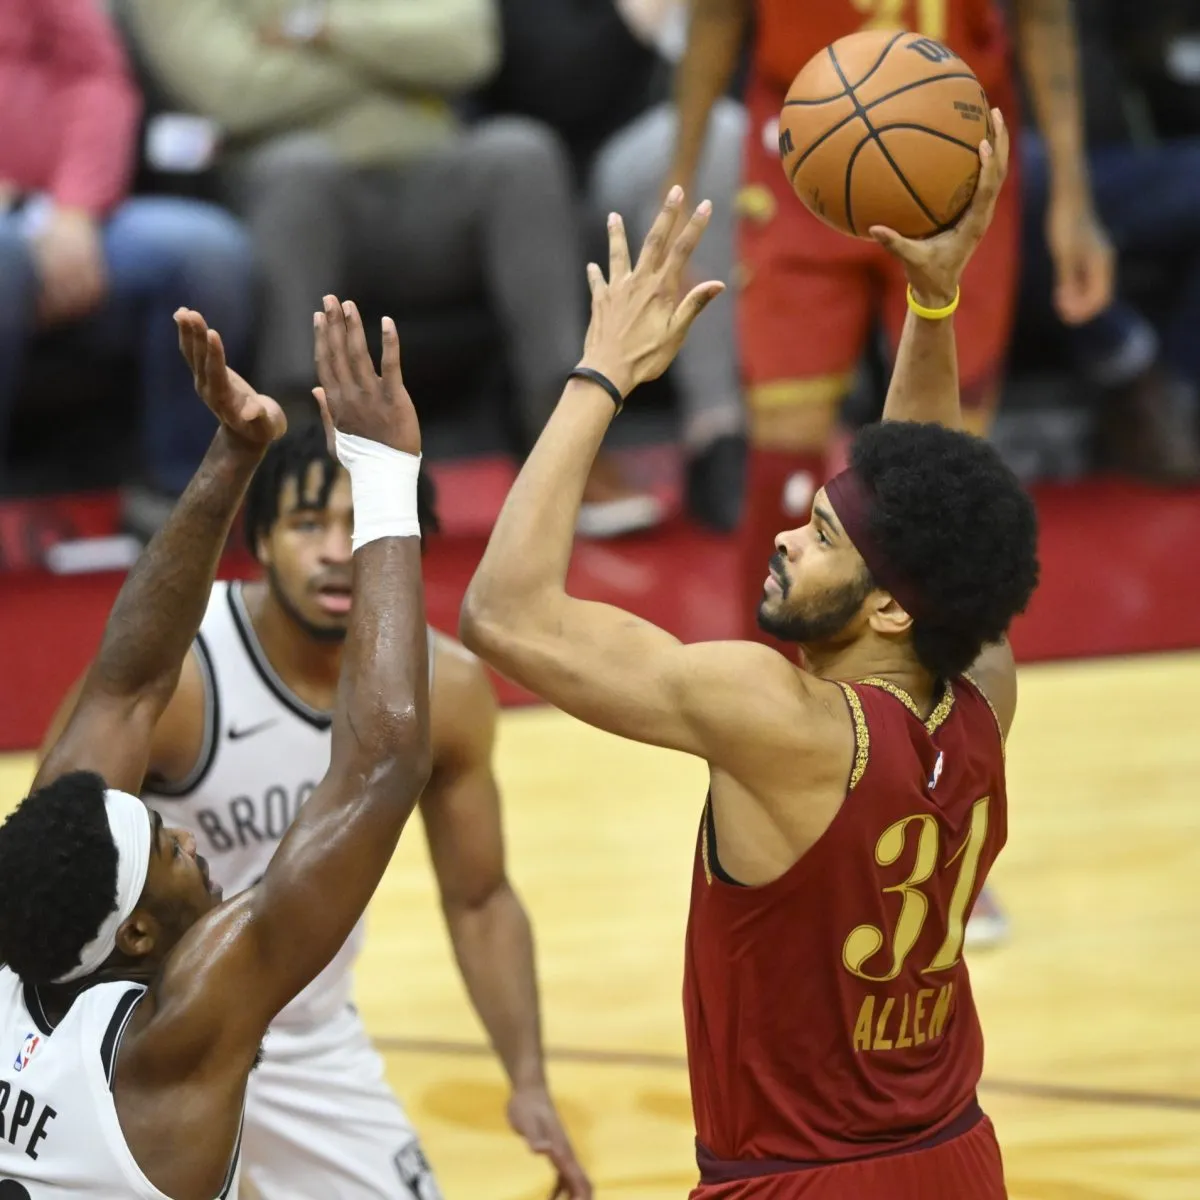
[701,803,713,886]
[963,673,1006,758]
[836,682,870,791]
[859,677,955,735]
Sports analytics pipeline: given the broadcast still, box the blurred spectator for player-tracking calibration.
[123,0,661,535]
[0,0,255,520]
[482,0,747,532]
[1018,0,1200,481]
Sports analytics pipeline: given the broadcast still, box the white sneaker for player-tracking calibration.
[576,493,665,538]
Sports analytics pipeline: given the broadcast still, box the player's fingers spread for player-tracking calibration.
[666,200,712,284]
[175,309,195,371]
[193,326,214,395]
[990,107,1010,178]
[322,295,353,386]
[312,311,333,394]
[313,387,339,454]
[676,280,725,332]
[380,316,404,390]
[638,184,682,272]
[206,328,228,382]
[181,310,208,373]
[867,225,907,255]
[978,138,1003,202]
[960,144,1000,235]
[585,262,605,297]
[607,213,631,280]
[341,300,375,387]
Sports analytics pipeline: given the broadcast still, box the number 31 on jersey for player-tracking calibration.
[844,796,991,983]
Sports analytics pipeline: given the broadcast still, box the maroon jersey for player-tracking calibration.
[684,675,1006,1165]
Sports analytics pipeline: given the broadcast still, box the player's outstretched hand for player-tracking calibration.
[577,186,725,397]
[312,295,421,456]
[507,1085,592,1200]
[867,106,1010,310]
[175,307,286,448]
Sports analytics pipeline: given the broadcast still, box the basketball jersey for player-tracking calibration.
[751,0,1014,106]
[0,970,240,1198]
[683,676,1006,1164]
[144,581,437,1030]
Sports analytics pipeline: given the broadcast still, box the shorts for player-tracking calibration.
[689,1113,1006,1199]
[239,1005,442,1200]
[736,72,1021,409]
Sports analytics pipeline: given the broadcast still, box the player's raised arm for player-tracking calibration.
[870,108,1010,431]
[136,297,431,1063]
[461,192,817,769]
[34,313,285,798]
[870,115,1021,728]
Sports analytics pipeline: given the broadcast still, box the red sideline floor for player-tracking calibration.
[1,453,1198,753]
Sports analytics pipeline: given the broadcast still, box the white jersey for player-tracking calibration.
[145,581,436,1030]
[0,969,240,1199]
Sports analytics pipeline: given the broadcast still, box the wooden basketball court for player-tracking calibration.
[2,652,1196,1199]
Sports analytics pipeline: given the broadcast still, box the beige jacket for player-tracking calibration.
[123,0,500,164]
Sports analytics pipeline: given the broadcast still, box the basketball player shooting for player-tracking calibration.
[462,113,1038,1197]
[0,298,432,1199]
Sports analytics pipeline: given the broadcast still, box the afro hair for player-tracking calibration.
[850,421,1039,679]
[0,770,118,985]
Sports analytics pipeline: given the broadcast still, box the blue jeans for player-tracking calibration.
[0,196,255,493]
[1020,133,1200,388]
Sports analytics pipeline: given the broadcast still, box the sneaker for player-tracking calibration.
[576,452,665,539]
[964,885,1009,950]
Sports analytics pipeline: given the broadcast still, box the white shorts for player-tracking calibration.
[240,1005,442,1200]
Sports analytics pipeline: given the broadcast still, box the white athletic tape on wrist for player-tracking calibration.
[333,431,422,550]
[56,789,152,983]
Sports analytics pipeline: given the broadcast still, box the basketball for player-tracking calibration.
[779,29,992,239]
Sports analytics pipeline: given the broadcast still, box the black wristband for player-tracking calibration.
[569,366,624,414]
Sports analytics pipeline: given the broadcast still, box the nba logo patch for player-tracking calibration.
[928,751,945,791]
[13,1032,39,1072]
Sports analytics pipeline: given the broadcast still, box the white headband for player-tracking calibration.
[55,789,153,983]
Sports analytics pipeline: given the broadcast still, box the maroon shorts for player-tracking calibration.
[737,71,1021,409]
[690,1112,1006,1200]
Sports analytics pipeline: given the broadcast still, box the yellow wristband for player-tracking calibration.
[906,284,960,320]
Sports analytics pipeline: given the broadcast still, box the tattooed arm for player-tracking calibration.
[34,313,284,797]
[1013,0,1114,323]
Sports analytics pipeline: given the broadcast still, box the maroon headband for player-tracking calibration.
[824,468,926,619]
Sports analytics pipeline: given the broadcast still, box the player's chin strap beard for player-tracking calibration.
[824,468,927,621]
[54,789,152,984]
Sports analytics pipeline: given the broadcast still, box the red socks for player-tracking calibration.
[738,447,826,653]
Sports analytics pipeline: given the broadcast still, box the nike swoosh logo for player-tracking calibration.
[228,719,277,741]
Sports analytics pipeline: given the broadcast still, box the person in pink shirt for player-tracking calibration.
[0,0,254,521]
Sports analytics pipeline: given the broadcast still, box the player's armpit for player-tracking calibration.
[965,638,1017,741]
[462,594,813,768]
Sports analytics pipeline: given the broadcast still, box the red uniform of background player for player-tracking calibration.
[668,0,1110,651]
[462,120,1039,1196]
